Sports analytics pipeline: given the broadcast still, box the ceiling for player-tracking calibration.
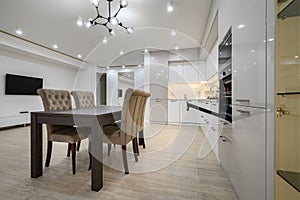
[0,0,212,65]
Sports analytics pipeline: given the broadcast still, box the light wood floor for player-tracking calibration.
[0,124,237,200]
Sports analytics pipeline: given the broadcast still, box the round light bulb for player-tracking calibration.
[109,29,115,35]
[120,0,128,8]
[85,19,92,28]
[127,27,134,34]
[122,65,125,69]
[90,0,99,7]
[110,17,119,26]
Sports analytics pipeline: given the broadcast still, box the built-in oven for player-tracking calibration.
[218,28,232,122]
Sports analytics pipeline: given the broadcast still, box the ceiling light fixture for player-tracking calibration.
[122,65,125,68]
[76,17,83,26]
[167,1,174,12]
[171,29,177,36]
[52,43,58,49]
[238,24,245,29]
[77,54,82,58]
[86,0,134,35]
[15,27,23,35]
[120,50,124,55]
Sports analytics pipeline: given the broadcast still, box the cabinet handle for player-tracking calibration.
[236,99,250,103]
[219,135,227,142]
[236,109,250,115]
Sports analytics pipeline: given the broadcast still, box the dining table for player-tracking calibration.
[30,106,122,191]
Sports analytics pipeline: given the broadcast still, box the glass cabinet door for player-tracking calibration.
[276,0,300,199]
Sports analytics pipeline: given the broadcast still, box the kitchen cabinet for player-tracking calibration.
[219,105,266,200]
[169,61,206,83]
[149,99,168,124]
[180,100,199,124]
[168,99,180,124]
[168,63,184,83]
[183,61,199,82]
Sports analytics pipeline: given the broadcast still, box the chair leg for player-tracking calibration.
[77,141,81,151]
[88,140,92,170]
[67,143,71,157]
[121,145,129,174]
[135,137,140,156]
[70,143,76,175]
[139,130,146,149]
[108,144,112,156]
[132,138,139,162]
[45,141,53,167]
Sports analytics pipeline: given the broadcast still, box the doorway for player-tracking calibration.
[97,73,107,105]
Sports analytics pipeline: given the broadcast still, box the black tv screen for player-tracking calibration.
[5,73,43,95]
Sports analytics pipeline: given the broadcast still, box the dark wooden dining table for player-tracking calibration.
[30,106,122,191]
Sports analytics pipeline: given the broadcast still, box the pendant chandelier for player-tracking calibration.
[86,0,134,35]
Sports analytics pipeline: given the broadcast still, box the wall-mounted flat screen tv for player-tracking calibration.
[5,73,43,95]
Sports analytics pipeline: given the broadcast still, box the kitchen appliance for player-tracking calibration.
[218,28,232,122]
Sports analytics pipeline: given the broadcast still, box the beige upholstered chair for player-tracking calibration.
[103,88,150,174]
[71,90,113,159]
[37,89,89,174]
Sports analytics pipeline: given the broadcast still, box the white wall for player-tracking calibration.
[0,54,77,118]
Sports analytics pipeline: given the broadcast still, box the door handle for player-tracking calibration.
[236,109,250,115]
[276,107,290,118]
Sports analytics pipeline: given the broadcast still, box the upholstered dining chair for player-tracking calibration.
[37,89,90,174]
[71,90,113,159]
[102,88,150,174]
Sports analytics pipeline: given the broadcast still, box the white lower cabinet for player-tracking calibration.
[168,100,180,124]
[149,99,168,124]
[219,105,266,200]
[180,101,200,124]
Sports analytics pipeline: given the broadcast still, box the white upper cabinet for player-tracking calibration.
[169,63,184,83]
[183,61,199,82]
[205,44,218,80]
[169,61,206,83]
[230,1,266,106]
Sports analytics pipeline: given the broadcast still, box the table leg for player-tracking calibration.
[31,113,43,178]
[91,118,103,191]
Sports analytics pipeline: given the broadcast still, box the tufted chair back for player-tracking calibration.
[120,88,150,144]
[37,89,73,136]
[71,91,95,108]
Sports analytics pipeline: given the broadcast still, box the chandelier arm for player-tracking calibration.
[108,1,112,19]
[119,23,128,30]
[113,7,122,17]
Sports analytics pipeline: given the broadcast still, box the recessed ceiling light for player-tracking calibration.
[144,49,149,53]
[268,38,274,42]
[122,65,125,68]
[76,17,83,26]
[138,64,142,67]
[174,46,179,50]
[251,50,255,53]
[102,37,108,44]
[106,66,110,69]
[238,24,245,29]
[120,50,124,55]
[295,55,299,59]
[15,27,23,35]
[171,29,177,36]
[77,54,82,58]
[52,43,58,49]
[167,1,174,12]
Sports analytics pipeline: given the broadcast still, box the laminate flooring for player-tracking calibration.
[0,124,237,200]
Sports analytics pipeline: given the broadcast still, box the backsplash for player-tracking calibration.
[168,73,219,99]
